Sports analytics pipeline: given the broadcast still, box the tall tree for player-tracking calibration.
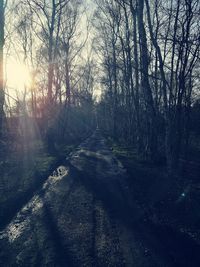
[0,0,5,149]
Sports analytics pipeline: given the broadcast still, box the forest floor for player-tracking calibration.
[0,130,200,266]
[0,143,75,230]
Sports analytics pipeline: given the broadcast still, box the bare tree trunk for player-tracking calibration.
[130,1,142,152]
[65,56,71,106]
[0,0,4,144]
[137,0,157,159]
[112,38,118,139]
[47,1,56,107]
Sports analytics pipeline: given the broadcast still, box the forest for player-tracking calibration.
[0,0,200,266]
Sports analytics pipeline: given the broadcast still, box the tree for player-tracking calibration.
[0,0,5,150]
[145,0,200,172]
[95,0,200,172]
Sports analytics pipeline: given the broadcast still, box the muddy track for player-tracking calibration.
[1,130,200,266]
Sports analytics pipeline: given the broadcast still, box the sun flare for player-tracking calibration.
[6,60,31,92]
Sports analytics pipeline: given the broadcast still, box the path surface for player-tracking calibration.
[0,130,199,266]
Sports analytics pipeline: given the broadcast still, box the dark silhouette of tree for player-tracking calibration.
[95,0,200,172]
[0,0,5,152]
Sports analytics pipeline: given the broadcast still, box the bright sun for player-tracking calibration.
[6,59,31,93]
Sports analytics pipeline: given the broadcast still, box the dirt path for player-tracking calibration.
[0,130,199,266]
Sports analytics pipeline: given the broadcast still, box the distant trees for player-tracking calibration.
[7,0,95,149]
[95,0,200,172]
[0,0,97,164]
[1,0,199,174]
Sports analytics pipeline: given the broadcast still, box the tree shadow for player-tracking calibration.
[42,201,76,267]
[67,150,200,267]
